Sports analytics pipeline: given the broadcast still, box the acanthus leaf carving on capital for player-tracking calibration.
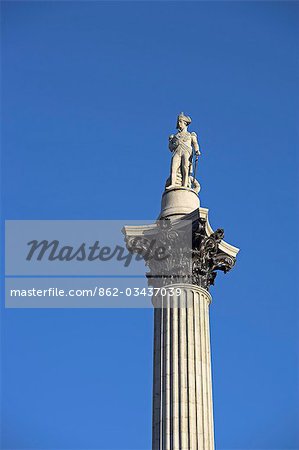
[124,216,236,291]
[191,218,236,289]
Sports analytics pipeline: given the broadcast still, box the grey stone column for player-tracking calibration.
[152,285,214,450]
[123,199,239,450]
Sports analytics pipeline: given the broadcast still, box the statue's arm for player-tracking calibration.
[191,132,200,155]
[168,134,175,152]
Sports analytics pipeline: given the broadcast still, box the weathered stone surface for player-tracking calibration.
[160,187,200,219]
[123,208,238,291]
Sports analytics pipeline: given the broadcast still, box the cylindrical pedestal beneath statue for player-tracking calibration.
[152,284,214,450]
[160,187,200,219]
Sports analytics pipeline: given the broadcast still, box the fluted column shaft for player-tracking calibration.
[152,284,214,450]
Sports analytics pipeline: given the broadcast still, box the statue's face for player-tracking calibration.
[178,119,188,130]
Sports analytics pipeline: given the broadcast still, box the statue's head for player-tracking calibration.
[176,112,192,130]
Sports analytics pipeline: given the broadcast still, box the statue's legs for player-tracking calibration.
[167,152,181,189]
[181,152,190,188]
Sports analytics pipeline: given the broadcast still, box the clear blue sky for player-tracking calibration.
[1,1,298,449]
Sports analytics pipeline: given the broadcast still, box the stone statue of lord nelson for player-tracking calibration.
[166,112,201,192]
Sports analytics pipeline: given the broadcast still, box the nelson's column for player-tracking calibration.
[123,113,239,450]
